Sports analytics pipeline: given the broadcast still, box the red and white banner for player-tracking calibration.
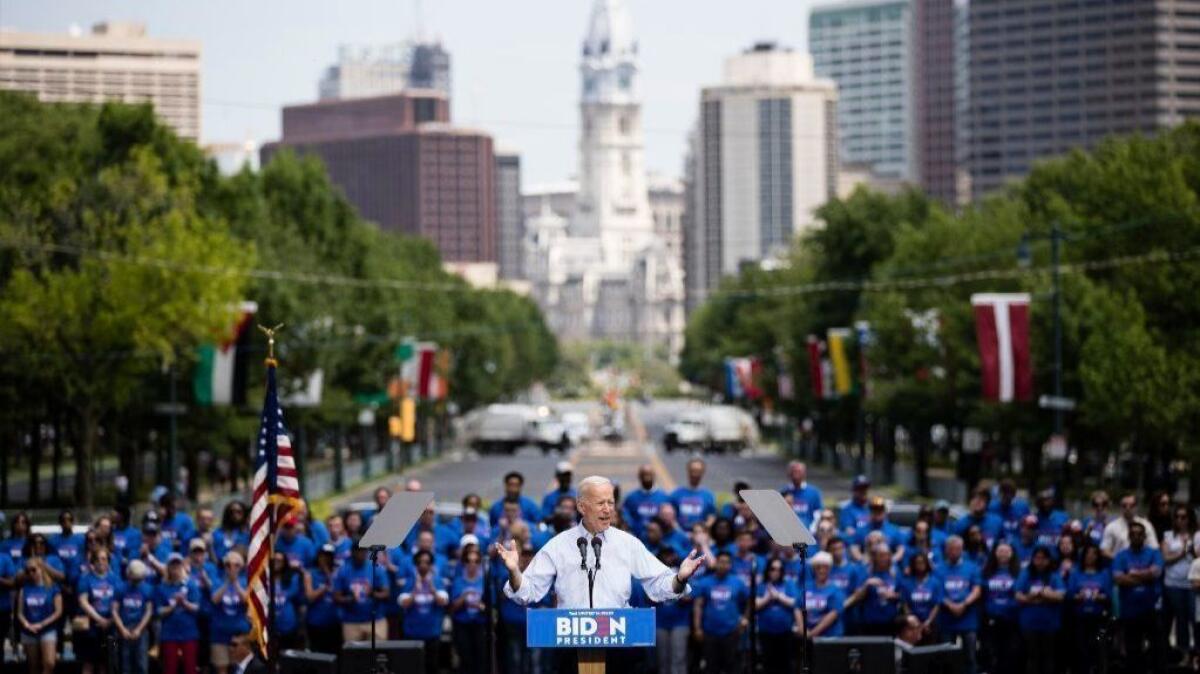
[971,293,1033,403]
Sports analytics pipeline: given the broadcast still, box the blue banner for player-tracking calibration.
[526,608,656,648]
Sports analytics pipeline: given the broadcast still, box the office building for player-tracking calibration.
[810,0,914,180]
[0,22,201,140]
[318,40,450,101]
[967,0,1200,199]
[913,0,964,205]
[495,148,525,279]
[690,43,839,302]
[261,92,496,264]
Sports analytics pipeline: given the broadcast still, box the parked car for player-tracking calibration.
[662,405,759,454]
[461,404,568,455]
[561,411,591,446]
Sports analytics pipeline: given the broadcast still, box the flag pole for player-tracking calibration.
[259,324,283,674]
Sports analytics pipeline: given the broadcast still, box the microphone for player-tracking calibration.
[591,536,603,571]
[576,536,588,570]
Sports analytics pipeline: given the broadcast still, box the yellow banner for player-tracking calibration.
[827,328,852,396]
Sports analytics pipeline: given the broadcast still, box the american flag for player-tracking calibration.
[247,361,304,646]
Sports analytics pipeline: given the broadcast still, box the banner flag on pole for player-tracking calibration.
[194,301,257,406]
[806,336,824,399]
[827,328,853,397]
[971,293,1033,402]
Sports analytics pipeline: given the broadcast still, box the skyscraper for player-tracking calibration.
[495,148,525,279]
[688,43,839,309]
[318,40,451,101]
[913,0,963,206]
[966,0,1200,199]
[0,22,201,140]
[810,0,914,180]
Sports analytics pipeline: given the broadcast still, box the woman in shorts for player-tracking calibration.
[17,559,62,674]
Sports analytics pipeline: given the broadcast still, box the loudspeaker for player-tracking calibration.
[902,642,964,674]
[281,650,338,674]
[339,640,424,674]
[813,636,896,674]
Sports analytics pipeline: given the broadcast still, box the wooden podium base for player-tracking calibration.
[578,648,605,674]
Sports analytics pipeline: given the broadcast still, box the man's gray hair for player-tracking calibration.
[945,535,964,547]
[578,475,613,499]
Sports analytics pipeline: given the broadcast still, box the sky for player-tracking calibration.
[1,0,814,187]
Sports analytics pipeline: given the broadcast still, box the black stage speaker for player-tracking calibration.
[339,640,424,674]
[901,642,964,674]
[281,650,338,674]
[813,636,896,674]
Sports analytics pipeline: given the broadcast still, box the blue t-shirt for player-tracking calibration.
[1083,516,1110,548]
[308,520,330,549]
[989,498,1031,540]
[210,579,250,641]
[953,513,1004,548]
[2,537,26,564]
[402,575,447,639]
[160,513,197,551]
[805,583,845,637]
[274,534,316,570]
[273,576,302,635]
[827,560,864,599]
[112,528,142,567]
[488,496,542,527]
[698,575,747,636]
[984,570,1019,620]
[1068,569,1111,617]
[0,555,14,611]
[77,570,124,618]
[1013,570,1065,633]
[901,574,942,623]
[938,560,981,632]
[306,568,339,627]
[156,579,201,642]
[670,487,717,530]
[211,528,249,563]
[757,580,799,634]
[117,581,153,629]
[49,532,86,582]
[859,570,902,626]
[731,553,765,591]
[1034,510,1069,548]
[1012,538,1039,568]
[838,500,871,537]
[654,594,691,629]
[334,561,388,624]
[541,488,578,520]
[20,584,59,634]
[450,572,486,625]
[622,488,670,536]
[782,484,824,523]
[853,521,906,551]
[1113,546,1163,618]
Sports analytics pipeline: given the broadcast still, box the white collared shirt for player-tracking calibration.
[504,523,690,608]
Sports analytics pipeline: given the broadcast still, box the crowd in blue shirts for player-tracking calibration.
[0,459,1196,674]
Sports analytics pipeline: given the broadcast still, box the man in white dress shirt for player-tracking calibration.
[495,475,704,609]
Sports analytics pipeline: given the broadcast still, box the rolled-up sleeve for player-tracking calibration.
[502,546,557,606]
[630,539,690,603]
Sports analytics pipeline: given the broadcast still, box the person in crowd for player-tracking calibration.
[852,497,906,563]
[0,546,15,656]
[1032,489,1069,549]
[931,501,955,538]
[343,511,365,540]
[18,559,62,674]
[990,479,1031,541]
[269,551,304,650]
[1015,545,1066,674]
[641,520,666,556]
[364,487,391,528]
[439,497,492,557]
[1083,491,1111,547]
[720,481,755,529]
[1101,492,1159,559]
[982,541,1021,674]
[4,511,32,563]
[157,554,201,674]
[623,465,670,538]
[849,543,902,637]
[939,535,982,674]
[449,545,486,674]
[76,548,122,674]
[781,461,824,524]
[693,551,748,674]
[1067,544,1111,674]
[488,472,542,527]
[194,508,216,547]
[730,529,761,589]
[159,494,197,552]
[708,517,736,557]
[955,489,1004,549]
[1013,515,1041,567]
[22,535,65,586]
[962,525,989,568]
[303,544,341,655]
[274,516,316,570]
[334,539,389,642]
[1148,490,1173,547]
[655,505,692,557]
[671,458,717,531]
[540,461,577,522]
[496,544,548,674]
[1113,520,1164,674]
[325,514,352,567]
[185,538,217,674]
[903,519,941,569]
[90,515,118,567]
[301,505,329,549]
[652,548,691,674]
[111,506,142,566]
[210,551,249,674]
[1055,534,1078,583]
[838,475,873,538]
[213,502,249,563]
[399,549,448,674]
[802,551,845,641]
[50,510,85,613]
[139,522,172,581]
[756,557,800,672]
[825,537,863,635]
[114,560,154,674]
[900,552,940,644]
[1162,502,1197,660]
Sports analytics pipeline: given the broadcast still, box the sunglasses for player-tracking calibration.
[1092,501,1108,508]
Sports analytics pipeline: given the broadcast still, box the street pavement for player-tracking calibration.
[333,399,854,513]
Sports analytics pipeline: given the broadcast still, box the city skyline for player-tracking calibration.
[1,0,815,186]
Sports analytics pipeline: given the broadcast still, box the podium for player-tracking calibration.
[526,608,656,674]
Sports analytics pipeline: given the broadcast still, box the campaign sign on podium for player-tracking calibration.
[526,608,656,648]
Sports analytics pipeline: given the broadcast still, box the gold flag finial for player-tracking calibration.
[257,323,284,365]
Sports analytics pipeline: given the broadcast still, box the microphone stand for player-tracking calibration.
[368,545,388,674]
[795,543,810,674]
